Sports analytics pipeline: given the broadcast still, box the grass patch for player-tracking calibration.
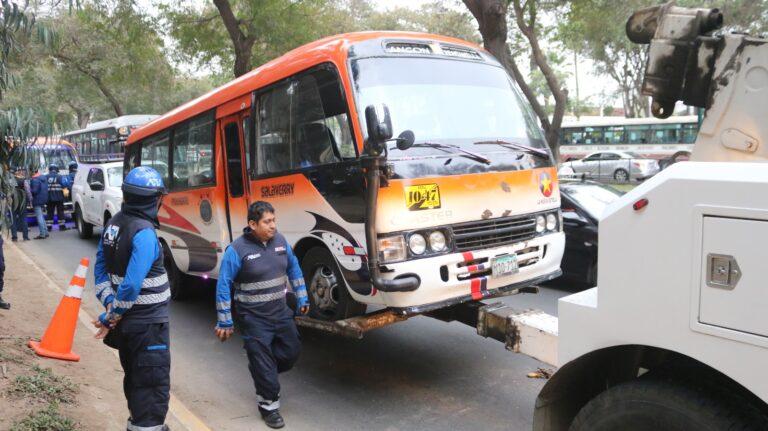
[0,338,32,364]
[9,365,77,404]
[10,402,76,431]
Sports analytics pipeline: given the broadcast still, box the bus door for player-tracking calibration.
[220,112,250,241]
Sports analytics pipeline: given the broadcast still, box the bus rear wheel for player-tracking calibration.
[570,377,763,431]
[162,242,190,301]
[301,247,365,321]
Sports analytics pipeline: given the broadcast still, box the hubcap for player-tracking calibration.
[617,171,628,182]
[309,265,339,318]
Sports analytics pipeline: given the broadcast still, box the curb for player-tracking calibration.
[8,241,212,431]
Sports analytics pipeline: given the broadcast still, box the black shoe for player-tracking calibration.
[262,410,285,429]
[0,296,10,310]
[11,237,17,242]
[23,237,30,241]
[34,235,46,240]
[47,226,52,232]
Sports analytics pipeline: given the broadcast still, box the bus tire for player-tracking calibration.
[570,377,761,431]
[613,168,629,183]
[75,206,93,239]
[162,242,190,301]
[301,246,366,321]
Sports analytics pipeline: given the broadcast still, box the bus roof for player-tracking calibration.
[127,31,484,145]
[561,115,698,128]
[63,114,159,137]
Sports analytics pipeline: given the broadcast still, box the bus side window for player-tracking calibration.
[140,132,171,187]
[257,83,293,175]
[173,112,215,189]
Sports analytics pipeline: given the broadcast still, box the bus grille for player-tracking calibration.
[451,215,537,252]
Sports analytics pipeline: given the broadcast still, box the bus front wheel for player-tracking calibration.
[301,247,366,321]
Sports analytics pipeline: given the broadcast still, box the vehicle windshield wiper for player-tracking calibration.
[473,140,550,160]
[400,142,492,165]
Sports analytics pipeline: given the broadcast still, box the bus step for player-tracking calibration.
[295,309,410,339]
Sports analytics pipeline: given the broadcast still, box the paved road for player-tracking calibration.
[14,226,579,431]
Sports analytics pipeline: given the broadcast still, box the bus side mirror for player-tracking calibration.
[365,104,393,155]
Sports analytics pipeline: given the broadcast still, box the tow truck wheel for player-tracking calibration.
[75,206,92,239]
[301,247,366,321]
[570,377,761,431]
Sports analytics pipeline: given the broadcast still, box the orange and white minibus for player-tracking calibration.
[125,32,564,321]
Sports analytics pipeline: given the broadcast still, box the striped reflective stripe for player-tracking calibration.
[96,282,114,302]
[110,273,168,288]
[256,395,281,411]
[236,276,287,292]
[217,311,232,322]
[126,420,167,431]
[135,288,171,305]
[113,299,134,309]
[290,277,305,288]
[235,289,286,304]
[296,289,308,299]
[216,301,231,311]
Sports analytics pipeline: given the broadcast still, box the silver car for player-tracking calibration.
[562,151,660,182]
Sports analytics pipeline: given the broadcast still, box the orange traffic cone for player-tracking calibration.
[29,258,89,362]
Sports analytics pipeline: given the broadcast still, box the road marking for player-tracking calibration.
[11,242,213,431]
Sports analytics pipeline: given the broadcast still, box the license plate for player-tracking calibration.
[491,254,519,278]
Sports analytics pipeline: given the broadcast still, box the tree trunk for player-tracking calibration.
[55,54,124,117]
[213,0,256,77]
[463,0,566,162]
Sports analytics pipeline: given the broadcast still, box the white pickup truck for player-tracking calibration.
[72,161,123,238]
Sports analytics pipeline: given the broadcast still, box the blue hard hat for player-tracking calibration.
[123,166,165,197]
[68,161,78,171]
[48,164,59,172]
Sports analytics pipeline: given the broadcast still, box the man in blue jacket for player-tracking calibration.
[215,201,310,429]
[46,164,67,231]
[61,161,77,199]
[92,166,171,431]
[29,168,49,239]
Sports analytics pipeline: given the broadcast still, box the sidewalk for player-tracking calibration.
[0,240,184,430]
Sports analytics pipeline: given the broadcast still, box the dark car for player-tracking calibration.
[558,179,624,286]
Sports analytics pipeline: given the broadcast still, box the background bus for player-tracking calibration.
[62,115,158,163]
[559,115,699,166]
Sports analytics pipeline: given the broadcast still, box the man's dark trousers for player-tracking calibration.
[236,306,301,411]
[109,321,171,427]
[46,201,66,228]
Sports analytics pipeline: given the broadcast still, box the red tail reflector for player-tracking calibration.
[633,198,649,211]
[343,246,355,255]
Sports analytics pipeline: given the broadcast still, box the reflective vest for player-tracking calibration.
[101,212,170,323]
[231,232,291,318]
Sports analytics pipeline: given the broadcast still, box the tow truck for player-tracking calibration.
[296,3,768,429]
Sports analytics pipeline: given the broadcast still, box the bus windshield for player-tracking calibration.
[351,57,551,178]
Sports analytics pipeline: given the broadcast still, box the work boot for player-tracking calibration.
[262,410,285,429]
[0,296,10,310]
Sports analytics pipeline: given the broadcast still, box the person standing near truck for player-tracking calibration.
[29,168,49,239]
[92,166,172,431]
[214,201,310,429]
[11,168,32,242]
[45,164,67,231]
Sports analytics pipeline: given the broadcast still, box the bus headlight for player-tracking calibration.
[378,235,406,263]
[546,213,557,231]
[535,215,546,233]
[428,230,447,252]
[408,233,427,255]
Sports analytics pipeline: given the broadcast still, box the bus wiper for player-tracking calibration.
[473,140,550,160]
[408,142,491,165]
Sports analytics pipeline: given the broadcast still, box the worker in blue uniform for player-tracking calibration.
[215,201,310,429]
[92,166,171,431]
[62,161,77,199]
[45,164,67,231]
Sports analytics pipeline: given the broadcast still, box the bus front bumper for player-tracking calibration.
[374,231,565,313]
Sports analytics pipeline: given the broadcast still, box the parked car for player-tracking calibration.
[558,178,623,286]
[72,162,123,238]
[561,151,660,182]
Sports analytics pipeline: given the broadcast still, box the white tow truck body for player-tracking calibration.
[534,3,768,430]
